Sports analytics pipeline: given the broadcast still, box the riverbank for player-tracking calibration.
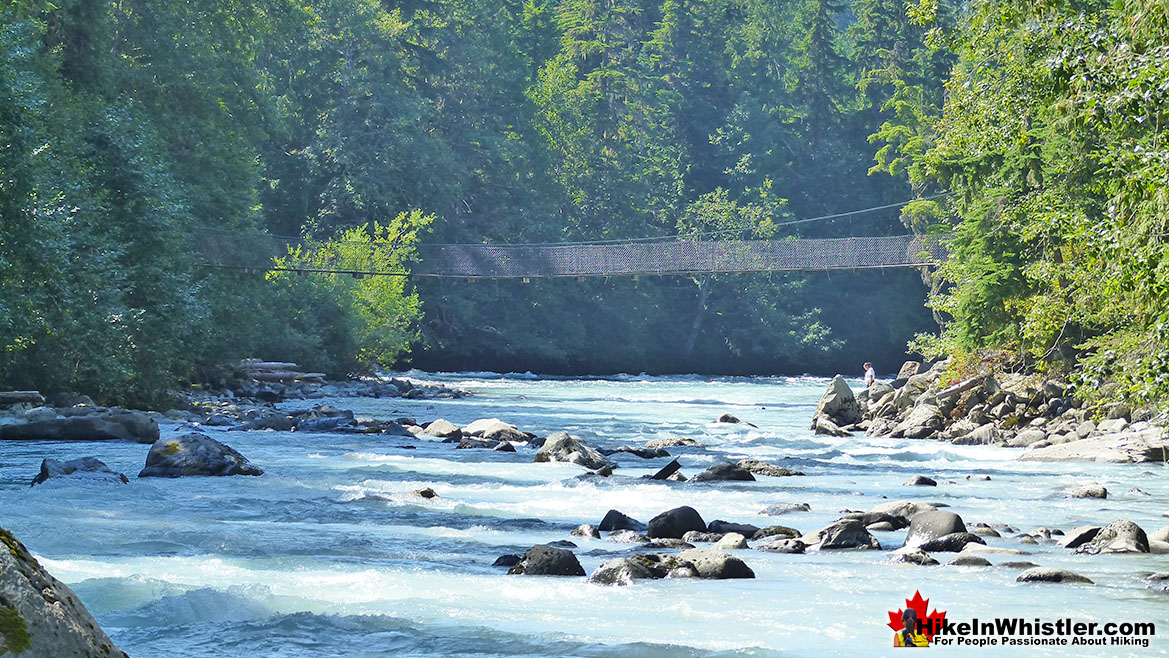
[2,373,1168,656]
[812,360,1169,464]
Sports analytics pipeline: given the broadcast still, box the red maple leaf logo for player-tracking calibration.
[887,590,947,641]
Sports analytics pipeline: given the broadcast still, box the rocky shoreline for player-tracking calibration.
[811,360,1169,463]
[4,368,1169,650]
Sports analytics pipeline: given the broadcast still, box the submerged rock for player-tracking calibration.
[138,433,263,478]
[31,457,128,486]
[0,525,129,657]
[1064,483,1108,499]
[644,437,702,449]
[1017,568,1093,584]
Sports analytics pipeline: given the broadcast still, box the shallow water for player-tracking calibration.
[2,373,1167,657]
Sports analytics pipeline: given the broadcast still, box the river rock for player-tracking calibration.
[952,423,1001,445]
[715,533,748,550]
[606,530,650,544]
[507,545,585,576]
[947,555,992,567]
[1064,483,1107,499]
[1075,520,1149,554]
[588,554,698,585]
[598,509,644,532]
[492,554,521,567]
[23,406,59,423]
[571,524,600,539]
[1017,568,1093,584]
[891,404,944,439]
[681,531,721,543]
[761,502,811,515]
[707,520,760,536]
[647,506,707,539]
[736,459,798,477]
[0,525,129,657]
[802,519,880,550]
[422,418,462,439]
[904,511,966,548]
[690,462,755,482]
[535,432,613,470]
[754,538,806,553]
[916,532,985,552]
[887,547,938,566]
[0,409,159,443]
[1019,428,1169,463]
[1058,526,1100,549]
[599,446,670,458]
[1009,429,1048,447]
[1148,526,1169,543]
[904,475,937,486]
[868,500,936,521]
[813,416,851,436]
[31,457,128,486]
[811,375,861,428]
[754,525,801,540]
[677,549,755,579]
[138,433,263,478]
[644,437,702,449]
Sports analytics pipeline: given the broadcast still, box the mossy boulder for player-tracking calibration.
[0,525,128,657]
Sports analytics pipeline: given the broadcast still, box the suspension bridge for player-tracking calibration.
[193,198,949,279]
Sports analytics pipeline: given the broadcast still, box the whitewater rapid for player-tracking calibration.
[1,373,1166,657]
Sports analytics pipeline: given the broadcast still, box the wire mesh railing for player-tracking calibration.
[193,231,947,278]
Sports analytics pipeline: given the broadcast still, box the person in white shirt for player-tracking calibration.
[863,362,876,388]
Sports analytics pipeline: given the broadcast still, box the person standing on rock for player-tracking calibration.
[863,362,876,388]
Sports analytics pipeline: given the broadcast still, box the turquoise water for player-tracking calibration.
[1,372,1167,657]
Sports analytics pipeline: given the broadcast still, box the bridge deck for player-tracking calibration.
[196,232,945,278]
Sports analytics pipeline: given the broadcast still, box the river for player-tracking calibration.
[1,372,1166,656]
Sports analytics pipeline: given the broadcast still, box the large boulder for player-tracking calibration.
[0,410,158,443]
[0,525,129,657]
[802,519,880,550]
[31,457,128,486]
[647,506,707,539]
[891,404,944,439]
[811,375,861,429]
[534,432,613,470]
[507,545,585,576]
[139,433,263,478]
[690,462,755,482]
[904,511,966,548]
[676,549,755,579]
[1075,520,1149,554]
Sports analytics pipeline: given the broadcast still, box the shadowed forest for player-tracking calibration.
[2,0,1166,410]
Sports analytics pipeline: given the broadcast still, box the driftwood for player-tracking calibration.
[936,375,987,401]
[0,391,45,405]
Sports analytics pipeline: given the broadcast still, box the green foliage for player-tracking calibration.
[892,0,1169,406]
[1,0,951,398]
